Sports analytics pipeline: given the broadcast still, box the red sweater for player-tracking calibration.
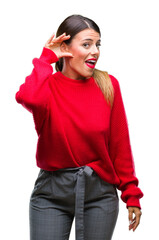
[15,47,143,208]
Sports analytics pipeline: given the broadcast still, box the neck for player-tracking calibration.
[61,59,87,80]
[61,70,86,80]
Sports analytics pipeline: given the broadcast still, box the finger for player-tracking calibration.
[46,33,55,44]
[61,52,74,58]
[133,212,142,231]
[129,217,136,231]
[50,35,71,47]
[61,35,71,40]
[55,32,66,41]
[129,221,136,231]
[54,33,71,42]
[133,219,139,231]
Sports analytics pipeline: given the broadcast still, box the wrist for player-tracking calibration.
[126,197,141,209]
[40,47,59,64]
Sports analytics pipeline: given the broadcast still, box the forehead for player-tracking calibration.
[73,29,100,41]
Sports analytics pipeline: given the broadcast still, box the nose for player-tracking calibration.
[91,45,100,56]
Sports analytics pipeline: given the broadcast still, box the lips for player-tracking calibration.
[85,58,97,69]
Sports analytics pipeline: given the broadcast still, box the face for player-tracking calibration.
[62,29,101,80]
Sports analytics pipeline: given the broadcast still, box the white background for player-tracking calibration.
[1,0,158,239]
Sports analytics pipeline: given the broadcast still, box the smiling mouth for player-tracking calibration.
[85,59,97,69]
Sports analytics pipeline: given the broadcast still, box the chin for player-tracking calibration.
[82,71,94,79]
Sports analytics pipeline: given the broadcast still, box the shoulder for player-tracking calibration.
[108,74,120,93]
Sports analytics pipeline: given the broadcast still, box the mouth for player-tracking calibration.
[85,58,97,69]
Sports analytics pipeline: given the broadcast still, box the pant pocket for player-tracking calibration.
[50,171,75,200]
[98,176,117,196]
[30,169,52,201]
[99,177,119,212]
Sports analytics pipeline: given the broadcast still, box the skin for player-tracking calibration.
[44,30,142,231]
[61,29,101,80]
[128,206,142,231]
[45,29,101,80]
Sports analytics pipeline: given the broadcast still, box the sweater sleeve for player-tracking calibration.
[15,47,59,134]
[108,75,143,209]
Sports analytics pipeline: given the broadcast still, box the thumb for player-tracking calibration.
[61,52,74,58]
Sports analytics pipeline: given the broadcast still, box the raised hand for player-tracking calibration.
[44,33,73,59]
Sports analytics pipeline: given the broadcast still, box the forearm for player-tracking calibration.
[15,47,58,112]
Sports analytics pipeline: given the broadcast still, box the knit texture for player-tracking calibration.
[15,47,143,208]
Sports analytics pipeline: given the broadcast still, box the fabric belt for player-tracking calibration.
[74,166,94,240]
[56,165,94,240]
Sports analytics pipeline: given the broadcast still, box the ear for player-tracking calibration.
[60,42,69,53]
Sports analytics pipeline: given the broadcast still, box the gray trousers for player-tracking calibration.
[29,165,119,240]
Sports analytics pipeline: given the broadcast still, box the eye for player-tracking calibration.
[83,43,90,48]
[96,43,101,49]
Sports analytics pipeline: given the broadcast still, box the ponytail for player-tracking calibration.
[93,69,114,108]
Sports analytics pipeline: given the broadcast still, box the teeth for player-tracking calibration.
[86,60,96,64]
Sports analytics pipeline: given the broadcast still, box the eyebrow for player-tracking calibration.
[82,38,101,42]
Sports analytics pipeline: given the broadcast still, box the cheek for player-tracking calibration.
[71,48,87,62]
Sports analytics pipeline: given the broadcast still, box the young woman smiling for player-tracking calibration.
[15,14,143,240]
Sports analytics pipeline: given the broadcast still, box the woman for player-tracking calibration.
[15,14,143,240]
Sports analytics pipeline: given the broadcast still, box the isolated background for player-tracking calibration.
[1,0,158,239]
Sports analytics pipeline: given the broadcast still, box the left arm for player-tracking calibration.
[108,75,143,230]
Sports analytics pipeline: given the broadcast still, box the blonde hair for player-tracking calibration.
[93,69,114,108]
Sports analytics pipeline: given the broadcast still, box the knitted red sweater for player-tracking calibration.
[15,47,143,208]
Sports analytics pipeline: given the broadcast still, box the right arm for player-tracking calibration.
[15,47,59,113]
[15,33,73,134]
